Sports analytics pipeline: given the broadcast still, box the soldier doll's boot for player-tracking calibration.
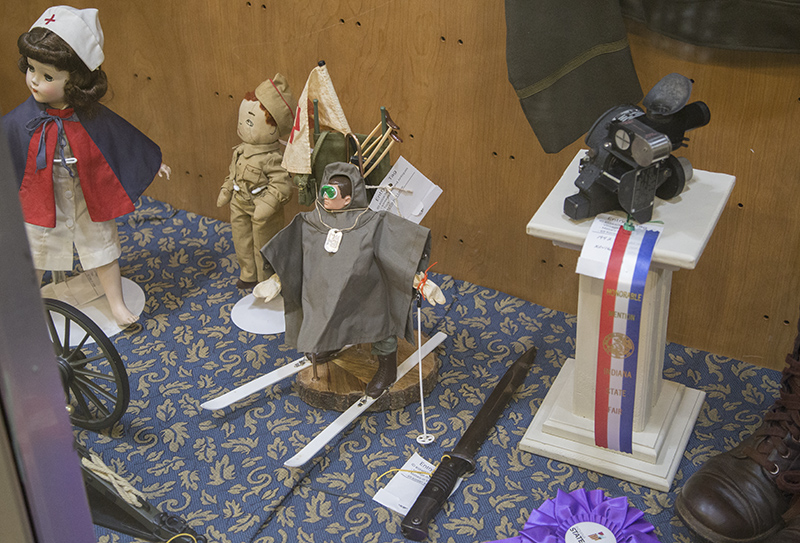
[772,514,800,543]
[236,279,258,290]
[305,350,339,380]
[675,310,800,543]
[366,351,397,398]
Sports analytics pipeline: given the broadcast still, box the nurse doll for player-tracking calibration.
[3,6,169,326]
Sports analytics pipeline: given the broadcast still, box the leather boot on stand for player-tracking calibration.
[366,351,397,398]
[675,309,800,543]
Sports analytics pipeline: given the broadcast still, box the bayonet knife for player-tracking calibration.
[400,346,537,541]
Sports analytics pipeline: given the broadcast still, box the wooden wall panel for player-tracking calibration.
[1,2,798,370]
[624,22,800,370]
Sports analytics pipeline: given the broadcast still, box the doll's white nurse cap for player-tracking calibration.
[30,6,105,71]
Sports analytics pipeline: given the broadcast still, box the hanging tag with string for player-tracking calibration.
[324,228,343,253]
[316,204,370,254]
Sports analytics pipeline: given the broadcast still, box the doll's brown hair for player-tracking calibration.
[17,27,108,115]
[243,91,278,127]
[328,175,353,199]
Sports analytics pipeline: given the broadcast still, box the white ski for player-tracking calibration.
[200,355,311,411]
[284,331,448,467]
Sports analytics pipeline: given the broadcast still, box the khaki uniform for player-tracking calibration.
[222,141,292,282]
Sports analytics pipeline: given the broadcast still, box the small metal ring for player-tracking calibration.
[770,463,780,475]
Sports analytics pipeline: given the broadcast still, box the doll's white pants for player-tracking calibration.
[24,147,121,272]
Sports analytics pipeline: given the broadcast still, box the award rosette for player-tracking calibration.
[485,489,660,543]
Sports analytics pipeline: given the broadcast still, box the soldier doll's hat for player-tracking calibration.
[30,6,105,71]
[255,74,296,137]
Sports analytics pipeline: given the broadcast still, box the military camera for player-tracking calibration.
[564,74,711,224]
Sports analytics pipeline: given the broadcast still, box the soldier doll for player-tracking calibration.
[217,75,295,289]
[254,162,444,398]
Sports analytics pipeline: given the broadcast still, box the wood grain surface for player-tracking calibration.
[1,2,798,370]
[296,335,439,412]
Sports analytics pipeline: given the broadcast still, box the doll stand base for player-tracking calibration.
[230,294,286,335]
[296,333,439,412]
[41,277,145,340]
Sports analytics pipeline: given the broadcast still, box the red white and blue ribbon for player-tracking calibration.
[594,225,660,453]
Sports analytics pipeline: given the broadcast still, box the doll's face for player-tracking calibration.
[25,58,69,109]
[321,180,352,210]
[237,98,278,145]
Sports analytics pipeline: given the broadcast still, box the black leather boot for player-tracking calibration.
[366,351,397,398]
[773,514,800,543]
[675,312,800,543]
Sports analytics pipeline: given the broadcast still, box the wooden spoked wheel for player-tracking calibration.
[43,298,130,430]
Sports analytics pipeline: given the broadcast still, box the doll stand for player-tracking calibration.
[227,298,438,411]
[295,333,439,412]
[41,276,145,340]
[230,294,286,335]
[519,151,735,491]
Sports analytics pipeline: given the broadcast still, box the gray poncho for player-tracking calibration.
[261,162,431,352]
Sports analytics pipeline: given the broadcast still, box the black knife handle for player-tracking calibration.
[401,455,472,541]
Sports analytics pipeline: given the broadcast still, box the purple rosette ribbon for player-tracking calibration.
[486,489,660,543]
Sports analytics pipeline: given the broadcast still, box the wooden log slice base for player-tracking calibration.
[296,333,440,412]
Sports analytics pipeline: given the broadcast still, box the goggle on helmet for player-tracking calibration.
[320,184,340,200]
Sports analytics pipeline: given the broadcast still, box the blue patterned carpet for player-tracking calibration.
[80,197,782,543]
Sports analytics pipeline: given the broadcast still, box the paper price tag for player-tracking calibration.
[368,156,442,223]
[373,452,461,515]
[576,214,663,279]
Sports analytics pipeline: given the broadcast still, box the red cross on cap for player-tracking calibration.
[44,14,56,24]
